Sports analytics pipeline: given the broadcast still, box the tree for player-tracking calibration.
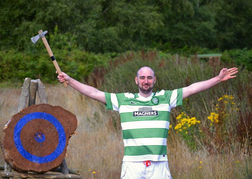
[214,0,252,50]
[152,0,217,51]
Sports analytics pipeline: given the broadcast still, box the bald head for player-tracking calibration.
[136,66,155,78]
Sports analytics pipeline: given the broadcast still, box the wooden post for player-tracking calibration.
[37,79,48,104]
[1,163,13,179]
[28,80,38,106]
[60,159,69,175]
[17,78,31,112]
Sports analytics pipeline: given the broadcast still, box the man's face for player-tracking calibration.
[135,67,156,95]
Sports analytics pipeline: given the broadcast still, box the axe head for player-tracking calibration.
[31,30,48,44]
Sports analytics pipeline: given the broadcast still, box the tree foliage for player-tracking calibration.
[1,0,252,53]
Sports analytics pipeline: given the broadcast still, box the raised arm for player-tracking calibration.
[57,72,106,104]
[182,67,238,99]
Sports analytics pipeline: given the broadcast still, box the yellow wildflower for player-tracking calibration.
[223,95,229,98]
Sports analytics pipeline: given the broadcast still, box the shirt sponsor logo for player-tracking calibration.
[133,110,158,117]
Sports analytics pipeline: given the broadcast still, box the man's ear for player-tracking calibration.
[135,77,138,84]
[154,76,157,84]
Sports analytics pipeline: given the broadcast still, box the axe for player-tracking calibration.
[31,30,67,87]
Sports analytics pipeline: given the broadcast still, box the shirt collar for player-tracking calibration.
[137,93,154,101]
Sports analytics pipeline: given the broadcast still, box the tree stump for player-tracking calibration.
[1,104,77,173]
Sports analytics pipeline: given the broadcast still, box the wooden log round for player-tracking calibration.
[1,104,77,173]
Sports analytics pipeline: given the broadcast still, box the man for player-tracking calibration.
[58,66,238,179]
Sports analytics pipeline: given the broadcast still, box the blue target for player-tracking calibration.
[13,112,66,164]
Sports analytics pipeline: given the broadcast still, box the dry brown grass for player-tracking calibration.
[0,83,251,179]
[167,132,251,179]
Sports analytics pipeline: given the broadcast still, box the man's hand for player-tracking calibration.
[218,67,238,82]
[57,72,70,84]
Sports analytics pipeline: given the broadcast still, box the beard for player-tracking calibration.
[139,85,154,94]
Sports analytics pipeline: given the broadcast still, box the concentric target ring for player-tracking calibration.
[13,112,66,164]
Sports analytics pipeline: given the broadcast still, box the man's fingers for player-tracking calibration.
[227,68,238,77]
[227,67,238,71]
[227,67,238,72]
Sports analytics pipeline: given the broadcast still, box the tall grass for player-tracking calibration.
[0,50,251,178]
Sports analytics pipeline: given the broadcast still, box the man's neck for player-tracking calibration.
[138,91,153,98]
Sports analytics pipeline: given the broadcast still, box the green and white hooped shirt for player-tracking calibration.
[105,89,183,161]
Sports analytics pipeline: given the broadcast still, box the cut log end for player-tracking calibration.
[1,104,77,173]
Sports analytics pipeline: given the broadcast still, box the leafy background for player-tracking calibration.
[0,0,252,178]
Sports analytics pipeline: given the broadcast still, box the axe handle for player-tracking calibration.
[38,30,67,87]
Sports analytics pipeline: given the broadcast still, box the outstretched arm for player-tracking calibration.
[57,72,106,104]
[182,67,238,99]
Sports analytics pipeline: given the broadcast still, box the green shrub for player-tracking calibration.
[0,49,112,84]
[222,48,252,71]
